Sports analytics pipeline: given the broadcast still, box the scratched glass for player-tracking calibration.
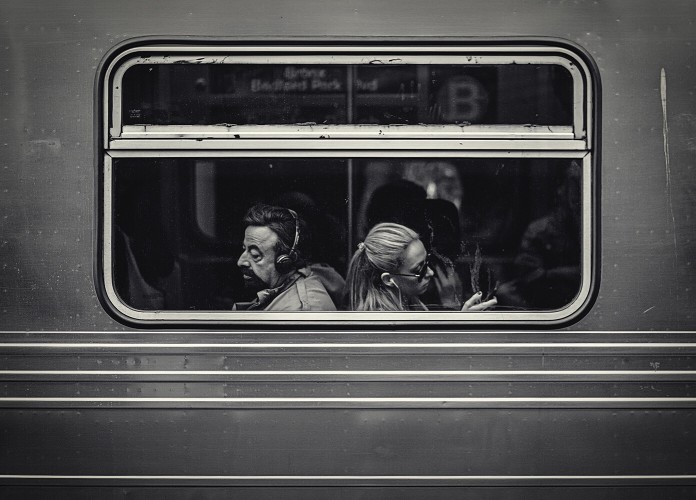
[120,64,574,126]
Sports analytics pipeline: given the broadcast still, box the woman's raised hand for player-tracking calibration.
[461,291,497,311]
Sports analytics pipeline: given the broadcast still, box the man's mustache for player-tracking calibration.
[240,269,265,289]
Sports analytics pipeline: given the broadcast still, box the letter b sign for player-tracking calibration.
[437,75,489,123]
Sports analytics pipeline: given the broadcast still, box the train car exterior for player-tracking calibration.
[1,0,695,498]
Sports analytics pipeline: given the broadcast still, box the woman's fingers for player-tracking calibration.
[462,293,497,311]
[462,291,483,309]
[465,297,498,311]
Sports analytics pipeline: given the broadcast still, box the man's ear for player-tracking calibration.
[380,272,396,287]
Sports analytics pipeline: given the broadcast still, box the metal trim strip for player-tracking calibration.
[3,329,696,335]
[120,124,575,140]
[1,370,695,382]
[1,397,696,409]
[1,342,696,349]
[108,138,587,150]
[2,474,696,486]
[107,149,587,157]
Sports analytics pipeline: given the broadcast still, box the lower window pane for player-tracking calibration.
[110,157,582,313]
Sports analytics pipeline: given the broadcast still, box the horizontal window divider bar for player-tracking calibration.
[108,139,587,151]
[106,149,589,158]
[2,397,696,409]
[118,124,576,140]
[2,475,696,487]
[1,370,695,382]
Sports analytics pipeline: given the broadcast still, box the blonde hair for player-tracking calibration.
[345,223,420,311]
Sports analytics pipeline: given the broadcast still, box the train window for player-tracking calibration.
[98,40,598,327]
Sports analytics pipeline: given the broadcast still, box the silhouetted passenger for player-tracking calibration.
[365,180,430,241]
[497,162,582,309]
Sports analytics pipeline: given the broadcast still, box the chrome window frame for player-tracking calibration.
[96,38,600,328]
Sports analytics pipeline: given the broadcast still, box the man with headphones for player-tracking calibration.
[234,204,336,311]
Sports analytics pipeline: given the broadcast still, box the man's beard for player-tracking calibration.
[241,269,268,292]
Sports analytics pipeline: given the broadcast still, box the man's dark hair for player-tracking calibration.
[242,203,308,266]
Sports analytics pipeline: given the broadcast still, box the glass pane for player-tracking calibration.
[120,63,573,126]
[111,157,581,312]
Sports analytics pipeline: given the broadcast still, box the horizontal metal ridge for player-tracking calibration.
[108,138,588,151]
[1,474,695,486]
[2,342,696,351]
[120,123,575,140]
[2,397,696,409]
[1,370,695,382]
[2,331,695,345]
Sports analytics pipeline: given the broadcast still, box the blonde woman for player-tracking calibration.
[345,223,497,312]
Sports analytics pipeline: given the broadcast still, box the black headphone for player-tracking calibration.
[275,208,300,273]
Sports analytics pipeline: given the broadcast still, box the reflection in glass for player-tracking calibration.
[121,63,573,126]
[112,157,581,312]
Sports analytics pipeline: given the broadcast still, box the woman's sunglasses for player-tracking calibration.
[389,254,431,282]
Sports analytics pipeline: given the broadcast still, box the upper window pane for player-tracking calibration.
[120,63,573,126]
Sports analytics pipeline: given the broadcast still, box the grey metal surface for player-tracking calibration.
[0,333,694,492]
[0,0,695,496]
[0,0,694,330]
[0,407,695,475]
